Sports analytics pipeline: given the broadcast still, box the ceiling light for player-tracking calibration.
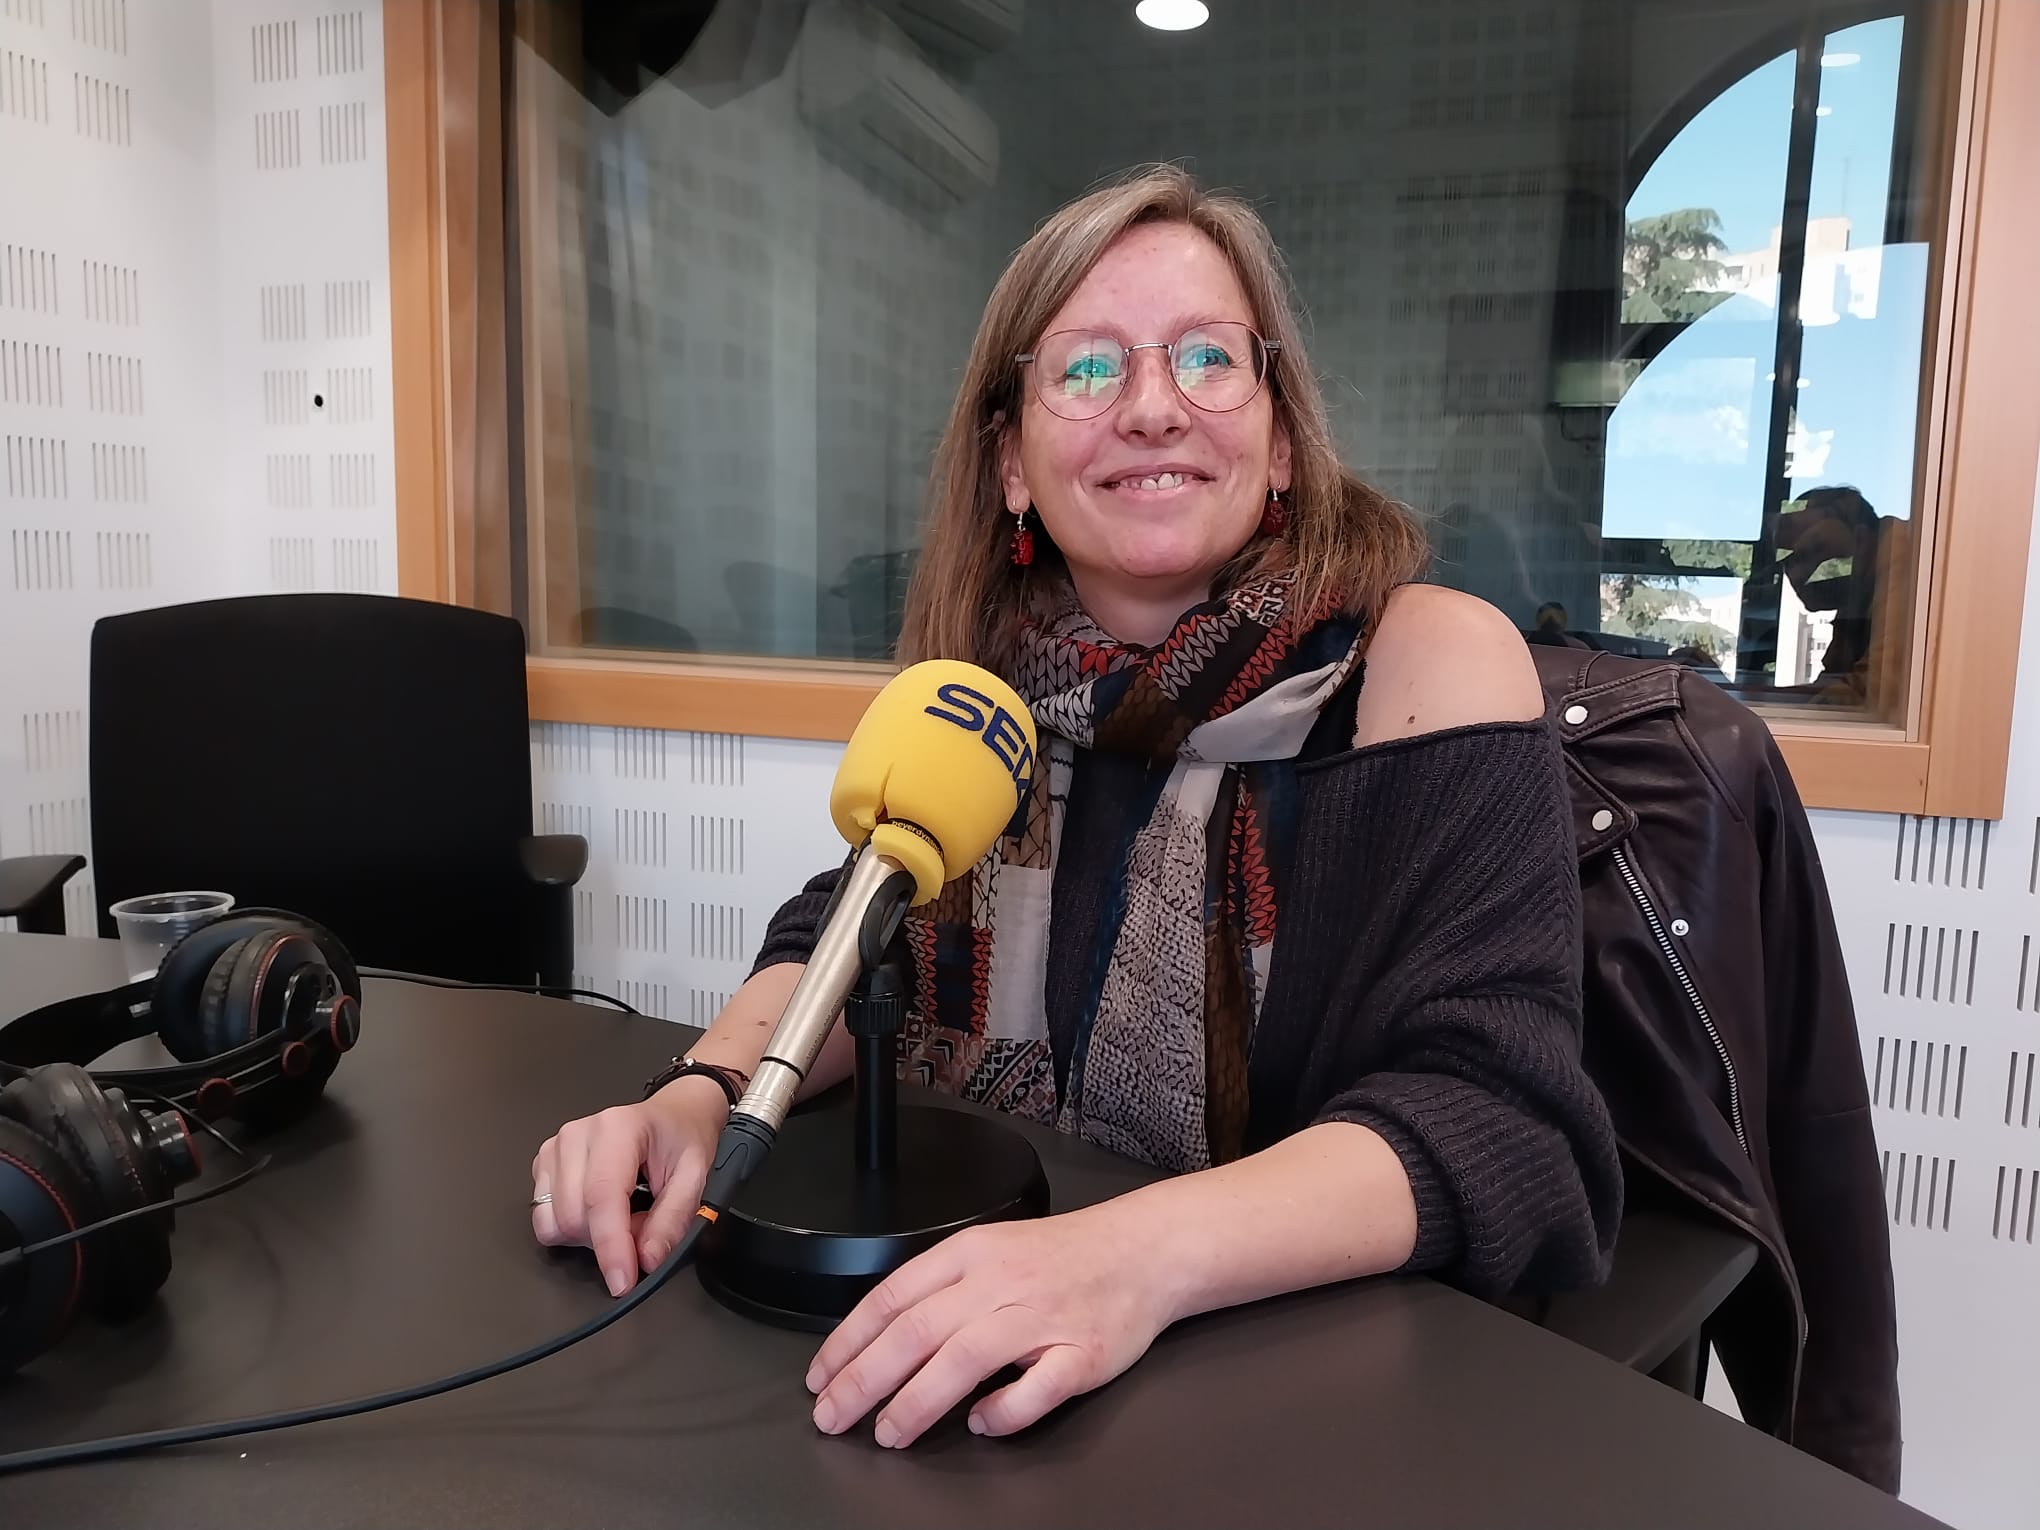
[1136,0,1210,31]
[1820,51,1860,67]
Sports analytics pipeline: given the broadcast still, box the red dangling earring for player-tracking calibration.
[1010,505,1036,567]
[1260,487,1289,537]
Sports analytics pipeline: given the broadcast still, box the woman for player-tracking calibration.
[531,165,1622,1449]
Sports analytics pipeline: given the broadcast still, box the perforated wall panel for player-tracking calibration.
[0,0,397,931]
[529,726,847,1027]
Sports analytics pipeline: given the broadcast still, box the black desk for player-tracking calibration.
[0,933,1938,1529]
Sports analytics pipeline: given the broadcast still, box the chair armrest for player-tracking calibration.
[519,834,589,889]
[0,854,86,935]
[1534,1209,1758,1374]
[521,836,586,993]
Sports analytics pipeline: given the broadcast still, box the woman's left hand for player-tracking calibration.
[805,1207,1175,1447]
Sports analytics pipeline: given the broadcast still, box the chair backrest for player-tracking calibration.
[89,594,537,984]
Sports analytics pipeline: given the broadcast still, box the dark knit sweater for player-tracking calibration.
[752,717,1623,1298]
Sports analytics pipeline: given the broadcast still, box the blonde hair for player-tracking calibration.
[896,164,1428,668]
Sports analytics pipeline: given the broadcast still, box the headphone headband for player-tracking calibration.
[0,980,153,1071]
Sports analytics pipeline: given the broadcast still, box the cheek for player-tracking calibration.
[1017,419,1101,504]
[1212,413,1276,481]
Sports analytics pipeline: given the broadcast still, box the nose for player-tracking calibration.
[1114,345,1190,443]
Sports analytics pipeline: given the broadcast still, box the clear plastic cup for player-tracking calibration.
[109,891,235,980]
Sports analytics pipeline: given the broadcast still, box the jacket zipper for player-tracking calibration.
[1610,843,1749,1156]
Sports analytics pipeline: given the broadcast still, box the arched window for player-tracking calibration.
[1601,10,1929,709]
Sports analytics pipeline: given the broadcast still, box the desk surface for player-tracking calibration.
[0,933,1937,1529]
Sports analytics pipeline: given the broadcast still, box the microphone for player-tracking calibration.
[695,660,1038,1214]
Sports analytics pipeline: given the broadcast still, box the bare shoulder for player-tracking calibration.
[1350,584,1545,748]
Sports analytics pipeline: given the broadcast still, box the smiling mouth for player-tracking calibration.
[1101,472,1211,492]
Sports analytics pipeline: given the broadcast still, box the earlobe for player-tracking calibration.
[1268,419,1294,495]
[998,419,1031,514]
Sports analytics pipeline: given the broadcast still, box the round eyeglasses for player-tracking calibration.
[1016,322,1279,421]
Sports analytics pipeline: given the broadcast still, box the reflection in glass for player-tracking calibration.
[1607,50,1795,550]
[507,0,1954,718]
[1595,12,1938,712]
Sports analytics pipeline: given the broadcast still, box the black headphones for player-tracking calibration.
[0,909,361,1375]
[0,908,361,1128]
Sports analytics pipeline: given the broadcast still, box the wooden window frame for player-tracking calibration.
[382,0,2039,817]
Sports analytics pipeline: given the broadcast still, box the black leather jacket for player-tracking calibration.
[1532,645,1901,1493]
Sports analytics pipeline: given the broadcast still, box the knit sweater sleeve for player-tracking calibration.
[750,865,845,974]
[1270,719,1622,1298]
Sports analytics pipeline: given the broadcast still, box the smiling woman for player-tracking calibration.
[531,161,1618,1449]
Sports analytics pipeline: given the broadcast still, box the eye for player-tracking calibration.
[1058,344,1122,397]
[1174,330,1239,387]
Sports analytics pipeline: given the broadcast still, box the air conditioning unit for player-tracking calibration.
[871,0,1023,59]
[797,0,1000,208]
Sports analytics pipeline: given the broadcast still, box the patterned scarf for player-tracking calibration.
[897,574,1366,1172]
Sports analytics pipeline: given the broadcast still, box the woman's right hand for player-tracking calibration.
[530,1076,729,1296]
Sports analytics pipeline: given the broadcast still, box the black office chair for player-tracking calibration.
[0,594,585,989]
[1527,1204,1757,1398]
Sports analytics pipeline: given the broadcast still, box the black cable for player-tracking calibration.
[357,968,640,1015]
[0,1159,271,1268]
[126,1091,247,1155]
[0,1091,272,1269]
[0,1206,715,1475]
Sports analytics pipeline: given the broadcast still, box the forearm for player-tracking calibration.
[1091,1121,1419,1326]
[660,964,855,1109]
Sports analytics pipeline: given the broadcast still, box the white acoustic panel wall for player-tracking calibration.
[0,0,216,930]
[529,727,846,1026]
[0,0,397,933]
[1798,479,2040,1530]
[211,0,395,600]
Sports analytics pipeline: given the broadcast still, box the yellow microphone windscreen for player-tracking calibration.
[829,660,1038,904]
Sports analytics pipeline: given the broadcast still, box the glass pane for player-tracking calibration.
[1605,51,1794,546]
[1773,16,1924,710]
[507,0,1958,721]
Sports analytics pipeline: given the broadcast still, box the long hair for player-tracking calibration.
[896,164,1429,669]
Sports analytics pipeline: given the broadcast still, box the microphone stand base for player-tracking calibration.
[697,1101,1050,1332]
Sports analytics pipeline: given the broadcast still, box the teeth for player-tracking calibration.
[1122,473,1187,490]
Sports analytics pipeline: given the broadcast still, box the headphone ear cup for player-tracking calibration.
[151,910,362,1056]
[6,1065,172,1322]
[200,908,361,1001]
[158,934,256,1063]
[228,933,344,1130]
[0,1114,92,1376]
[150,914,260,1057]
[223,931,296,1044]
